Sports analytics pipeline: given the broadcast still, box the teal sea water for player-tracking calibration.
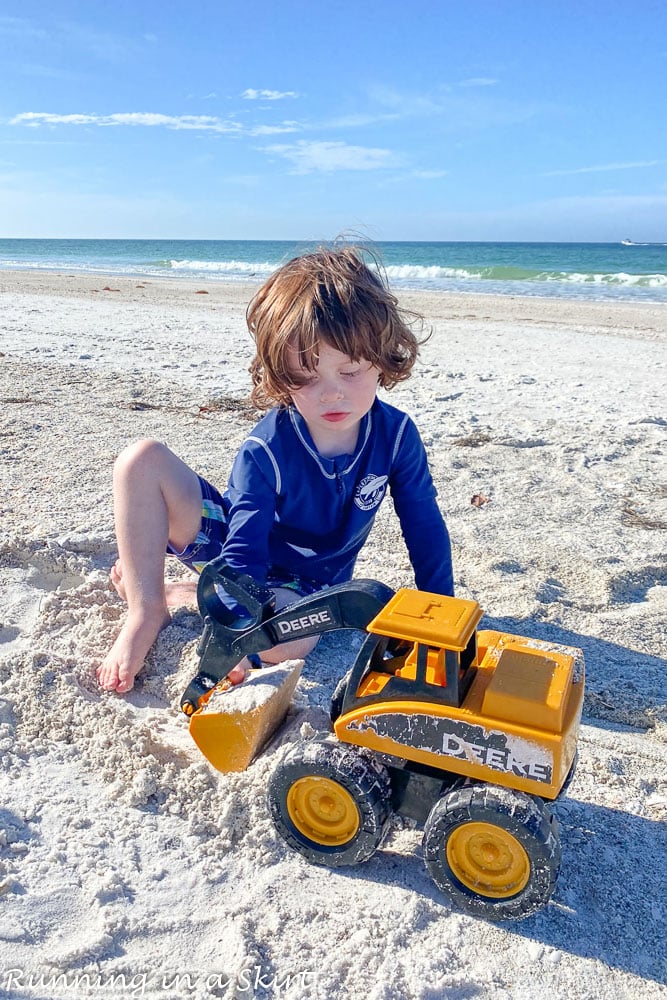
[1,238,666,303]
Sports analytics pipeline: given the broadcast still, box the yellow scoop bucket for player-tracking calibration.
[188,660,304,772]
[180,559,393,772]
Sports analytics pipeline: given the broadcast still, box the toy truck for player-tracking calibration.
[181,559,585,921]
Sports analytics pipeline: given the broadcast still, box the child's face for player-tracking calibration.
[287,342,380,451]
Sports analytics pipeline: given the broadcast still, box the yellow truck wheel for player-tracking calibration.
[423,785,561,920]
[268,739,392,866]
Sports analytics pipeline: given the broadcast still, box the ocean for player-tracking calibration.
[1,238,666,304]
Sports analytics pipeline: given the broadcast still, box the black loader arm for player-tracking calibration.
[180,557,394,715]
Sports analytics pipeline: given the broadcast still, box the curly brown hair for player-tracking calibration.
[246,245,427,409]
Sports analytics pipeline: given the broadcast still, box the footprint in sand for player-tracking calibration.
[608,564,667,604]
[0,562,85,654]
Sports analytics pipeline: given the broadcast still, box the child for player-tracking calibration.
[97,246,454,694]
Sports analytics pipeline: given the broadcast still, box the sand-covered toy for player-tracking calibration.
[185,562,585,918]
[189,660,304,772]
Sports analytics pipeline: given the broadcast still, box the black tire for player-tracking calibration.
[267,739,392,866]
[329,670,352,724]
[422,785,561,920]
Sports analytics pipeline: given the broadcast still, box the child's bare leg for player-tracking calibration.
[110,559,198,608]
[97,440,202,694]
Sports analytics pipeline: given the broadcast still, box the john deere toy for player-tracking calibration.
[182,558,585,921]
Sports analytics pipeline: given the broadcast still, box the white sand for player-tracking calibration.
[0,271,665,999]
[200,662,304,716]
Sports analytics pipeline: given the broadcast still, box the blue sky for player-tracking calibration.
[1,0,666,241]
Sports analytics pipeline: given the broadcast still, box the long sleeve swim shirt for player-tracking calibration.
[221,399,454,597]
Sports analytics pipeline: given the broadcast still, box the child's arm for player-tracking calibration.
[389,418,454,596]
[395,498,454,596]
[221,440,279,584]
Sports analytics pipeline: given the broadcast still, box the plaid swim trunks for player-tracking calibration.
[166,475,229,575]
[167,474,323,596]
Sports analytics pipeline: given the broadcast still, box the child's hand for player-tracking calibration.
[226,661,250,685]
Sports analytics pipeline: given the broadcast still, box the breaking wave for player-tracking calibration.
[164,258,276,276]
[383,263,667,288]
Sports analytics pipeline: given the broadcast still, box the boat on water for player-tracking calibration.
[621,239,667,246]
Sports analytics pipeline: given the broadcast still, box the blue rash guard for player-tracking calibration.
[219,398,454,597]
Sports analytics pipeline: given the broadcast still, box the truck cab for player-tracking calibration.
[334,588,584,802]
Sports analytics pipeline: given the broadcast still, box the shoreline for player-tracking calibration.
[0,267,665,339]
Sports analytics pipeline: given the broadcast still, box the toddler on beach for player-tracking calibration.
[97,245,454,694]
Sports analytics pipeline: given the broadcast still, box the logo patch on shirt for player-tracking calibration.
[354,474,388,511]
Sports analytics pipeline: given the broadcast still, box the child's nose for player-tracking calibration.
[319,379,344,402]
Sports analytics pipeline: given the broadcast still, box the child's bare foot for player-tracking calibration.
[96,605,170,693]
[109,559,128,601]
[110,559,198,608]
[164,578,198,608]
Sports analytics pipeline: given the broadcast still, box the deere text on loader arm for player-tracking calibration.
[182,558,584,921]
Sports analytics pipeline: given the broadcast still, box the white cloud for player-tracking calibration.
[367,85,442,116]
[321,111,401,129]
[9,110,306,137]
[12,113,100,126]
[107,113,229,130]
[544,160,662,176]
[264,140,398,173]
[249,121,301,136]
[241,89,299,101]
[365,83,542,130]
[0,14,48,39]
[412,169,448,179]
[10,111,244,134]
[459,77,498,87]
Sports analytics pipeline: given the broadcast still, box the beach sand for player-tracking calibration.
[0,271,665,999]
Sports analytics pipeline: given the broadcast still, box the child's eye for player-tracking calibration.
[341,370,360,378]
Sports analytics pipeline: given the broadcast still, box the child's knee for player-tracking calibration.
[113,439,169,482]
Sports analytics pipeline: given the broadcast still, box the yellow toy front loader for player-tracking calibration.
[181,559,585,920]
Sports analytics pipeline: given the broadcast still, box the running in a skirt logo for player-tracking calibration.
[354,474,388,511]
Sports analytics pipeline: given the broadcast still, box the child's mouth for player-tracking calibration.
[322,412,349,422]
